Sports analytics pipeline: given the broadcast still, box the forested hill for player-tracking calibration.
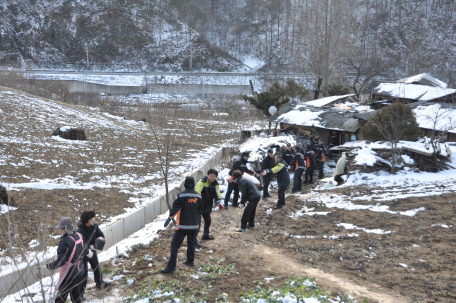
[1,0,455,78]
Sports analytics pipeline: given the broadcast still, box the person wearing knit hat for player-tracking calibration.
[36,217,88,303]
[161,176,202,273]
[77,210,111,296]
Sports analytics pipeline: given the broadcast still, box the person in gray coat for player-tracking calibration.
[232,171,261,232]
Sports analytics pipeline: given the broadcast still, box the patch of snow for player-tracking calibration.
[303,94,354,107]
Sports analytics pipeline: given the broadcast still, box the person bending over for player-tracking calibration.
[233,171,261,232]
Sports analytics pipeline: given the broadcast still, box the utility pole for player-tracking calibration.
[83,45,92,95]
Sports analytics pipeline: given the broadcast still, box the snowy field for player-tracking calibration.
[0,87,262,278]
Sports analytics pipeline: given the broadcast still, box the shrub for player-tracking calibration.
[328,83,350,96]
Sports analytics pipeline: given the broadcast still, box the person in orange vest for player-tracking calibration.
[161,177,202,273]
[315,139,326,179]
[303,144,316,185]
[224,152,255,209]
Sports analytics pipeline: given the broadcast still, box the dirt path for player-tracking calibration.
[205,197,410,303]
[87,189,413,303]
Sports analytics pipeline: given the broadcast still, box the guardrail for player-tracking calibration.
[0,147,230,296]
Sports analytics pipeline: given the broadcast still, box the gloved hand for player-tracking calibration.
[87,250,94,259]
[261,170,268,176]
[218,203,224,210]
[164,217,172,228]
[36,265,48,279]
[238,203,245,209]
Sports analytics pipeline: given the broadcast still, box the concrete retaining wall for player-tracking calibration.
[30,80,251,96]
[0,147,228,296]
[31,79,146,95]
[147,84,251,96]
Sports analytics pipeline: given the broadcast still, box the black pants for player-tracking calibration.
[55,272,83,303]
[318,161,324,179]
[292,168,304,192]
[304,167,314,183]
[262,175,270,197]
[167,229,197,269]
[224,182,239,207]
[327,147,333,158]
[241,197,260,228]
[81,253,103,296]
[277,186,288,205]
[196,213,212,238]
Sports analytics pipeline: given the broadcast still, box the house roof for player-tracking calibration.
[369,83,456,102]
[303,94,356,107]
[397,73,447,88]
[410,102,456,134]
[269,101,373,133]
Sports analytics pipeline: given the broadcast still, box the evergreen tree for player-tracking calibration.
[242,81,291,117]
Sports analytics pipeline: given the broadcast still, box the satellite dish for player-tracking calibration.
[268,106,277,116]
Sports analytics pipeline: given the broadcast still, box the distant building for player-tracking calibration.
[364,74,456,107]
[396,73,448,88]
[268,95,372,144]
[409,102,456,142]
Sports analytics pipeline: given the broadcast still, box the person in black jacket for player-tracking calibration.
[194,169,223,242]
[327,130,339,158]
[303,144,316,185]
[309,133,320,151]
[315,139,326,179]
[281,143,295,166]
[77,210,111,295]
[263,154,290,209]
[161,177,202,273]
[261,149,275,200]
[232,171,261,232]
[224,152,255,209]
[290,146,306,193]
[37,217,88,303]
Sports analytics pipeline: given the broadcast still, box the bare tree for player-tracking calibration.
[344,53,394,98]
[360,102,422,173]
[296,0,362,98]
[417,103,456,172]
[146,102,190,213]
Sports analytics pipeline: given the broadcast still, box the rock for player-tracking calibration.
[52,126,87,140]
[0,185,14,206]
